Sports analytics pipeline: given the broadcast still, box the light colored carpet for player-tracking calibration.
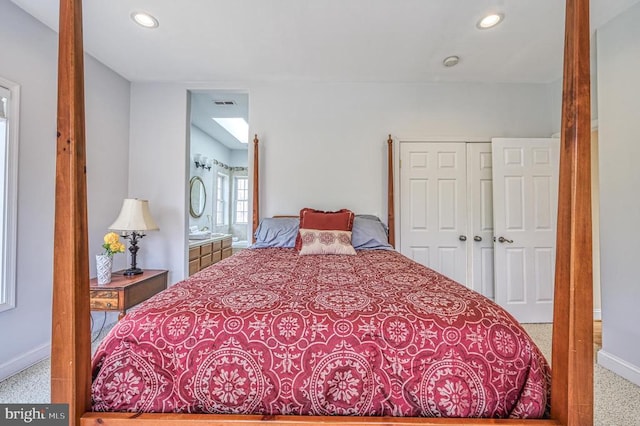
[0,321,114,404]
[1,323,639,425]
[523,323,640,426]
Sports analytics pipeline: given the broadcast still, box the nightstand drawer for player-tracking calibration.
[90,290,118,310]
[90,270,168,321]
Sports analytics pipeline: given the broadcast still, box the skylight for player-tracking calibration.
[212,117,249,144]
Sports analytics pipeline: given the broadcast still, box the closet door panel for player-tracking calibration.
[492,138,559,323]
[400,142,468,285]
[467,143,495,299]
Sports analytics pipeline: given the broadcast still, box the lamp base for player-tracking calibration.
[123,267,143,276]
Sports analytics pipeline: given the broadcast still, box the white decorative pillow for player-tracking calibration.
[298,229,356,256]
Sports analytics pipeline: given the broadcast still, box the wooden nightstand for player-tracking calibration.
[89,269,168,320]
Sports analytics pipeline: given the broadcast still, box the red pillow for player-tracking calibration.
[295,208,355,251]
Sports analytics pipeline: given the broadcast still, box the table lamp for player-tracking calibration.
[109,199,159,276]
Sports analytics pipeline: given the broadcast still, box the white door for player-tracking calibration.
[400,142,468,284]
[492,138,560,323]
[467,143,495,299]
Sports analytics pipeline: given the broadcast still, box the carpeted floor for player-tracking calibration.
[1,323,639,425]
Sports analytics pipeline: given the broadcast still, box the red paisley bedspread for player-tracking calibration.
[91,248,550,418]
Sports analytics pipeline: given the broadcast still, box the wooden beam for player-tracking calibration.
[50,0,91,425]
[550,0,593,424]
[81,413,562,426]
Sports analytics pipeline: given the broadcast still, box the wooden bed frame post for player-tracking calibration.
[387,135,395,248]
[51,0,91,425]
[252,135,259,243]
[550,0,593,425]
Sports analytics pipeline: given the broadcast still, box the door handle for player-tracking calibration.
[497,236,514,244]
[459,235,467,241]
[473,236,482,242]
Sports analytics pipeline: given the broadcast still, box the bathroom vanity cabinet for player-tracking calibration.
[188,234,233,276]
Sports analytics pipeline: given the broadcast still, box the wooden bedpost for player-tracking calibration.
[252,134,259,243]
[387,135,395,248]
[551,0,593,424]
[50,0,91,425]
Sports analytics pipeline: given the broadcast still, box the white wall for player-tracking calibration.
[191,125,231,166]
[129,79,555,286]
[250,81,554,217]
[0,1,130,380]
[230,149,249,167]
[128,83,189,284]
[596,2,640,386]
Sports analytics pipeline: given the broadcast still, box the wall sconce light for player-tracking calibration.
[193,153,212,171]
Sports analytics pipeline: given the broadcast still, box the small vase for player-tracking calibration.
[96,254,113,285]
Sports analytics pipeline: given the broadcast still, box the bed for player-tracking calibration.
[51,0,593,425]
[91,238,550,417]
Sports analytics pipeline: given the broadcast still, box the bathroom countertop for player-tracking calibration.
[188,233,232,247]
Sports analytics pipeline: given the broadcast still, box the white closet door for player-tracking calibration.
[467,143,495,299]
[492,138,560,323]
[400,142,468,284]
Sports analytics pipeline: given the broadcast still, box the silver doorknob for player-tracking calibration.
[474,236,482,242]
[459,235,467,241]
[497,236,514,244]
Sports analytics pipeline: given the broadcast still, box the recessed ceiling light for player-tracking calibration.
[131,11,159,29]
[477,13,504,29]
[443,56,460,68]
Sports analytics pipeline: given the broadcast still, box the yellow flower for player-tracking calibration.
[102,232,126,257]
[104,232,119,245]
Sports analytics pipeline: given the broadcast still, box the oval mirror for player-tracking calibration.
[189,176,206,218]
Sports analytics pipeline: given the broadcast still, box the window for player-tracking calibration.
[235,177,249,224]
[216,173,228,226]
[0,78,19,313]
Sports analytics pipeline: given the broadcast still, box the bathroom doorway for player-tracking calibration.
[187,90,250,254]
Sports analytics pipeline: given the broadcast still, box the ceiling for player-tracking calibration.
[190,91,248,150]
[9,0,640,147]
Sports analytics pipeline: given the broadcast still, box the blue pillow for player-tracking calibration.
[351,216,393,250]
[251,217,299,248]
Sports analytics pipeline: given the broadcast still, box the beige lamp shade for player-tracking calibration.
[109,199,159,232]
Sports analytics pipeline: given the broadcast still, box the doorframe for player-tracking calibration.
[185,88,250,279]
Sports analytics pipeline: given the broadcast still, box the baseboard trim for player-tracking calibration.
[597,349,640,387]
[0,342,50,382]
[593,308,602,320]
